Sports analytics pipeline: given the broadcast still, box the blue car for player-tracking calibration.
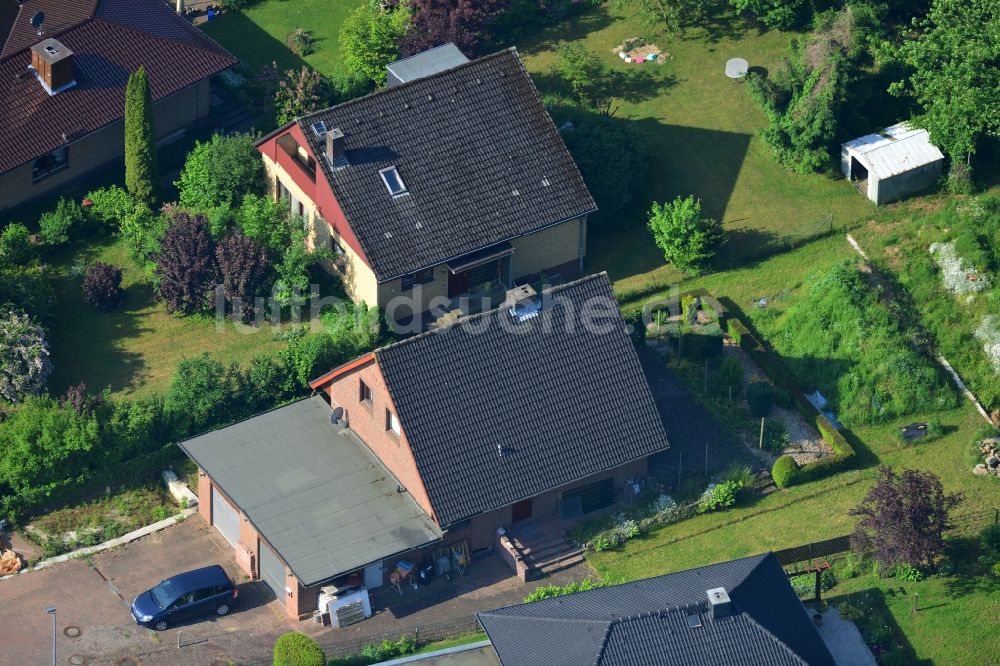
[131,565,238,631]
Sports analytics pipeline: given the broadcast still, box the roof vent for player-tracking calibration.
[706,587,732,620]
[30,38,75,95]
[506,284,540,323]
[325,127,348,167]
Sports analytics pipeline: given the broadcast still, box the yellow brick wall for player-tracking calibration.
[0,79,210,211]
[510,216,586,279]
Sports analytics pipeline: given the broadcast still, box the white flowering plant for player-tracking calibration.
[929,241,990,294]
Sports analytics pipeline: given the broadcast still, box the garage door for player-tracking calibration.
[260,542,285,598]
[211,485,240,545]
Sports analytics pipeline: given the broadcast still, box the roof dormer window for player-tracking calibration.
[379,166,407,196]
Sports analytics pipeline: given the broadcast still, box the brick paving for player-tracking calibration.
[1,514,592,665]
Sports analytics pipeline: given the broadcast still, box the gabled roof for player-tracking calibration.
[478,553,837,666]
[0,0,236,174]
[296,48,596,281]
[842,122,945,181]
[179,396,443,587]
[371,272,669,526]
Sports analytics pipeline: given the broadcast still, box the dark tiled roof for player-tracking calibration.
[1,0,99,59]
[0,0,236,174]
[299,48,596,281]
[373,273,669,526]
[478,553,837,666]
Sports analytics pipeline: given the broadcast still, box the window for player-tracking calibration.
[359,379,372,405]
[386,409,400,437]
[401,268,434,291]
[32,146,69,182]
[193,587,216,602]
[379,166,407,195]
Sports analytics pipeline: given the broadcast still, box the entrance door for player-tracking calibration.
[363,561,384,589]
[259,541,285,599]
[512,499,533,523]
[211,486,240,546]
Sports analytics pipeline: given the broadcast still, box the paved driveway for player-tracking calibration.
[0,516,295,666]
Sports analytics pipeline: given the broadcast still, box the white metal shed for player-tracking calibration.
[841,123,945,205]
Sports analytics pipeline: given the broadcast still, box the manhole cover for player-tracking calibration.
[63,626,81,638]
[68,656,85,665]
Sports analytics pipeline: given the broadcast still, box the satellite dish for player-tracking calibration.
[30,11,44,34]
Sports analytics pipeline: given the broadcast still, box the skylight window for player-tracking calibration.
[379,166,407,196]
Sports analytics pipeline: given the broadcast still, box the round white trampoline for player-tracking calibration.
[725,58,749,79]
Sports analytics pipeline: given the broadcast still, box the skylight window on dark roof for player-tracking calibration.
[311,121,327,138]
[380,166,408,196]
[686,613,703,629]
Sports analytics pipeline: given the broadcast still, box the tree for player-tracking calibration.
[165,354,235,436]
[274,66,331,125]
[850,466,962,569]
[273,632,325,666]
[38,198,84,246]
[746,381,774,417]
[119,205,168,275]
[82,262,125,311]
[85,186,137,230]
[155,213,218,315]
[125,66,157,208]
[889,0,1000,180]
[216,231,269,323]
[0,223,33,265]
[554,45,606,109]
[615,0,706,36]
[728,0,808,30]
[176,133,264,210]
[556,108,645,228]
[237,193,291,253]
[0,308,53,403]
[339,1,409,86]
[401,0,508,57]
[647,196,724,274]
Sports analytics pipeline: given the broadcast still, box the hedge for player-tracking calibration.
[274,632,325,666]
[721,300,855,486]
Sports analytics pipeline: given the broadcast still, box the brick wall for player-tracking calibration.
[510,216,586,279]
[0,79,210,211]
[319,358,437,522]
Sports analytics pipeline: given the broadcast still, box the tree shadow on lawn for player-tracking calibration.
[532,66,679,107]
[503,5,617,57]
[587,118,752,282]
[825,588,932,665]
[680,0,753,45]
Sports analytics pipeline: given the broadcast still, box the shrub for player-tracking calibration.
[237,193,291,253]
[119,206,168,273]
[279,331,341,391]
[165,354,234,436]
[729,0,808,30]
[924,416,943,442]
[339,2,408,86]
[762,419,790,453]
[523,579,605,603]
[771,454,800,488]
[647,196,724,274]
[697,480,740,513]
[273,631,325,666]
[890,563,924,582]
[155,213,218,315]
[0,223,33,265]
[216,231,269,324]
[716,355,743,398]
[85,186,136,229]
[680,330,723,360]
[726,317,744,346]
[0,308,52,403]
[82,263,125,311]
[274,66,331,126]
[747,381,774,417]
[39,198,85,246]
[286,28,315,56]
[176,133,264,210]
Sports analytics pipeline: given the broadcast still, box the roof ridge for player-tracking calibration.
[0,3,22,60]
[371,271,612,356]
[89,15,232,59]
[297,47,519,125]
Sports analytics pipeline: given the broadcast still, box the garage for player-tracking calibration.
[211,485,240,546]
[260,541,285,598]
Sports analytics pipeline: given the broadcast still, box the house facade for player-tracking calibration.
[255,46,596,325]
[181,273,669,619]
[0,0,236,212]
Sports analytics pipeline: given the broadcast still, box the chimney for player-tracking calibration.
[326,128,346,165]
[505,284,540,323]
[30,39,75,94]
[706,587,732,620]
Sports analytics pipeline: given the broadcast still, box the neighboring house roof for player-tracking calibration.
[0,0,236,174]
[371,272,669,526]
[842,122,945,181]
[179,396,443,588]
[296,47,596,281]
[386,42,469,85]
[477,553,837,666]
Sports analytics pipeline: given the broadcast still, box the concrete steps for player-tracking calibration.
[509,531,584,580]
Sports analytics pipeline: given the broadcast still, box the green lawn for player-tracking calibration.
[46,235,287,399]
[509,4,874,292]
[201,0,365,74]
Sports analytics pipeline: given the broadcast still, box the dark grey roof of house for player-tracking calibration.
[387,43,469,84]
[298,48,596,281]
[373,272,669,527]
[477,553,837,666]
[179,396,443,587]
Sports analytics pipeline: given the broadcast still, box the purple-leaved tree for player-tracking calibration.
[155,212,218,315]
[215,231,269,324]
[850,466,963,569]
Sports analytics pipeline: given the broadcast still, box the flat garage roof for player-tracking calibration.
[179,396,443,587]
